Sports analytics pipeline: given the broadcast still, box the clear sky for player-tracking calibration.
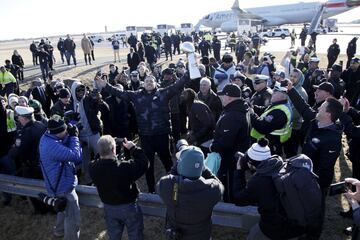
[1,0,359,40]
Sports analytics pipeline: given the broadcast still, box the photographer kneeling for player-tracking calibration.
[39,115,83,239]
[157,140,224,240]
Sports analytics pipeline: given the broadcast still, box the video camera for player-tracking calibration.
[38,193,67,213]
[64,110,83,131]
[329,181,352,196]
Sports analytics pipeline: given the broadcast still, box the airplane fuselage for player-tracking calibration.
[199,1,358,30]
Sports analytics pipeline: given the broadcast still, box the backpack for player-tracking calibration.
[271,154,322,228]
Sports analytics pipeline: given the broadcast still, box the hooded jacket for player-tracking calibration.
[233,156,306,239]
[290,71,308,130]
[70,81,101,136]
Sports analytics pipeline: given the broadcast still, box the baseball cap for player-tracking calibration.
[162,68,174,75]
[176,146,204,179]
[331,64,342,72]
[217,84,241,97]
[253,75,269,84]
[274,70,286,79]
[313,82,334,95]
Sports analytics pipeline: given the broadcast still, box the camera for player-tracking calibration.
[280,79,290,87]
[115,137,126,146]
[176,139,189,152]
[38,193,67,212]
[64,110,83,131]
[329,181,352,196]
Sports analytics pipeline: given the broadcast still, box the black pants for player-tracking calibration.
[219,168,234,203]
[173,44,180,55]
[165,48,172,60]
[140,134,173,193]
[283,129,301,158]
[170,113,181,145]
[214,49,221,62]
[84,53,92,65]
[32,52,38,65]
[327,56,338,70]
[17,68,24,81]
[91,50,95,61]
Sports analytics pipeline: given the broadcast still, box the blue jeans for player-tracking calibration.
[40,63,49,80]
[104,202,144,240]
[54,189,81,240]
[65,51,77,65]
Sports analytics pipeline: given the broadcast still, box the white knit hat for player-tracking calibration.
[247,138,271,161]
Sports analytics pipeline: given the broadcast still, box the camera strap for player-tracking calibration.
[40,161,65,197]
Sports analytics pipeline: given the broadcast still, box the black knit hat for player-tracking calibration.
[59,88,70,99]
[48,115,66,134]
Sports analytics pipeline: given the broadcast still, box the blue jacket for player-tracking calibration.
[39,132,82,196]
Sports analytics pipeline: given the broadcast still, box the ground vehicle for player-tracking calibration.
[180,23,194,34]
[88,35,104,43]
[156,24,176,35]
[323,18,338,32]
[258,29,272,38]
[271,28,290,39]
[108,32,127,41]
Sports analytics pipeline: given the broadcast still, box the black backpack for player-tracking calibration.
[271,154,322,228]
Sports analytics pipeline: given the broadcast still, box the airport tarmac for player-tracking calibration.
[0,24,359,83]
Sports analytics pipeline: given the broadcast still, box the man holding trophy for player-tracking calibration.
[94,42,200,193]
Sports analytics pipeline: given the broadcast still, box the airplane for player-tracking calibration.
[195,0,360,32]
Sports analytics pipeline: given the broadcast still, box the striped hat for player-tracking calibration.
[247,138,271,161]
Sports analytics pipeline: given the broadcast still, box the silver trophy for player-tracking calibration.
[181,42,201,79]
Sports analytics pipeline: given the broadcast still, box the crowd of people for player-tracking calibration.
[0,27,360,240]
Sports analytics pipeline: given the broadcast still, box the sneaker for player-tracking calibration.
[343,226,353,236]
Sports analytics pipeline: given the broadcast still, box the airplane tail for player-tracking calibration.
[231,0,245,13]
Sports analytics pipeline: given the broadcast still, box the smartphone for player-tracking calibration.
[329,181,352,196]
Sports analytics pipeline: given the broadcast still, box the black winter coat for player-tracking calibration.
[89,147,148,205]
[104,74,190,136]
[188,101,215,145]
[233,157,306,239]
[210,99,251,173]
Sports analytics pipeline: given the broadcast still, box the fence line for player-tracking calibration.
[0,174,259,231]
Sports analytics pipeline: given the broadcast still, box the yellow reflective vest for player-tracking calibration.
[6,109,16,132]
[250,104,292,143]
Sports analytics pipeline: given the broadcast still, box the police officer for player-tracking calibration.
[212,36,221,61]
[250,75,273,110]
[328,64,345,99]
[250,81,292,156]
[8,106,47,212]
[327,38,340,70]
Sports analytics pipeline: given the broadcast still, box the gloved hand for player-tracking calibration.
[67,124,79,137]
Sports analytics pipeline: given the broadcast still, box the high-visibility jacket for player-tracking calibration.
[251,104,292,143]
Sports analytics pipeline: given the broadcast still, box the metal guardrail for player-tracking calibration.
[0,174,259,231]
